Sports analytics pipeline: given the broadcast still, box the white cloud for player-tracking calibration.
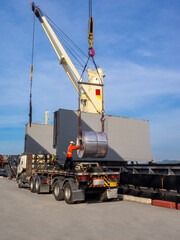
[135,49,153,57]
[101,60,180,112]
[100,60,180,160]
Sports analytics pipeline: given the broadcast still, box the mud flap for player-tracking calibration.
[72,190,85,202]
[107,188,118,199]
[40,184,50,193]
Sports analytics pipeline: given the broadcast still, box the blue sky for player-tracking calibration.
[0,0,180,160]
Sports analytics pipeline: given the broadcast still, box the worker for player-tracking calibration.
[64,141,81,170]
[149,157,156,165]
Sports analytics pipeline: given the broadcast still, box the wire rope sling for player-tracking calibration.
[77,0,108,159]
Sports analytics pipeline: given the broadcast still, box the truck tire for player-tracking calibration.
[53,180,64,201]
[35,177,41,194]
[18,178,23,188]
[63,182,73,204]
[30,177,36,193]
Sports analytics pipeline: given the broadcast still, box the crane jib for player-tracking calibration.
[31,2,43,23]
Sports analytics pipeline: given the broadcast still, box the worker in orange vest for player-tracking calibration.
[64,141,81,170]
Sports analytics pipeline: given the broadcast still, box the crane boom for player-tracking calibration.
[31,2,104,114]
[31,2,82,91]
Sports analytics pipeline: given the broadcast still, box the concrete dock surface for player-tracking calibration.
[0,179,180,240]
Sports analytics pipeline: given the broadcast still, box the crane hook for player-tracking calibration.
[88,47,95,57]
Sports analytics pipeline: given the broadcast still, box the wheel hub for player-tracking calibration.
[54,185,59,196]
[36,180,39,190]
[65,187,71,200]
[30,181,33,190]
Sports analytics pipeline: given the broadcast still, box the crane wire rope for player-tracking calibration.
[88,0,105,131]
[50,23,85,68]
[78,55,91,144]
[47,17,95,77]
[78,0,103,141]
[41,9,98,77]
[42,11,88,58]
[29,14,36,127]
[42,10,93,67]
[89,0,92,18]
[47,18,92,71]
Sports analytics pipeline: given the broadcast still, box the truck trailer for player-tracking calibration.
[17,154,120,204]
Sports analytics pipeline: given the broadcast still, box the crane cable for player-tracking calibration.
[29,14,35,127]
[88,0,104,131]
[42,10,93,69]
[88,0,94,50]
[78,55,91,144]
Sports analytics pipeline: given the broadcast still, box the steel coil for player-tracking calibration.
[77,131,108,158]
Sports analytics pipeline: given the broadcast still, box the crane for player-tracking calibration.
[30,2,105,115]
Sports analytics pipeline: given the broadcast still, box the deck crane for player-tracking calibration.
[30,2,108,159]
[30,2,105,115]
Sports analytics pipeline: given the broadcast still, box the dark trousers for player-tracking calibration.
[64,157,74,170]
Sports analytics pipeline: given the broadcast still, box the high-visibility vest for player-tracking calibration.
[67,144,81,158]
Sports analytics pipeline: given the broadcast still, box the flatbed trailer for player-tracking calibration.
[17,154,120,204]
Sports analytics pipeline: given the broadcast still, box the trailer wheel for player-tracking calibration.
[18,178,23,188]
[35,177,41,194]
[53,180,64,201]
[30,177,36,193]
[64,182,73,204]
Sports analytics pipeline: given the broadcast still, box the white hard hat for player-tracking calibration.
[70,141,75,144]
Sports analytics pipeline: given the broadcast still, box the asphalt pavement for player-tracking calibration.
[0,179,180,240]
